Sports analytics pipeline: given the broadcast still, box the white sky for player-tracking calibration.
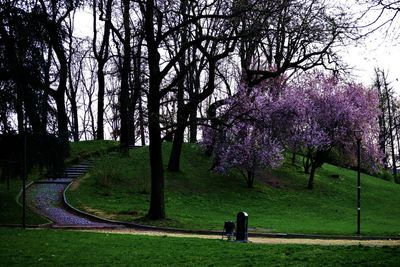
[339,0,400,91]
[342,26,400,90]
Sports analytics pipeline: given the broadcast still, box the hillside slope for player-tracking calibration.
[66,142,400,236]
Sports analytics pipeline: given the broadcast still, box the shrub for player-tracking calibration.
[377,170,394,182]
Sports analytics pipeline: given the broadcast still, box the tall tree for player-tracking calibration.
[139,0,239,219]
[38,0,74,143]
[374,68,397,180]
[167,0,238,172]
[0,0,78,142]
[117,0,133,149]
[93,0,113,140]
[66,11,82,141]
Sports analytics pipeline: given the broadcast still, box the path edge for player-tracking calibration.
[62,181,400,241]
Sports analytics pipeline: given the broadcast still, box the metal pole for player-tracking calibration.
[22,133,26,229]
[357,138,361,235]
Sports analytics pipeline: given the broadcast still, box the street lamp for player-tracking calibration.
[354,129,363,235]
[21,114,27,229]
[22,132,26,229]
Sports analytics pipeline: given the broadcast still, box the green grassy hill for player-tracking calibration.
[66,141,400,236]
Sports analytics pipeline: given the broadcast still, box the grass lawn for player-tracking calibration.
[0,179,49,225]
[1,228,399,266]
[66,142,400,236]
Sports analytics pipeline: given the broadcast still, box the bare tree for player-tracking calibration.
[138,0,242,219]
[236,0,350,86]
[66,11,84,141]
[93,0,113,140]
[79,44,98,140]
[375,68,397,180]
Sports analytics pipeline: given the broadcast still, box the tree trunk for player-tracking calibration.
[188,16,199,143]
[147,83,165,219]
[304,155,311,174]
[394,115,400,182]
[96,67,105,140]
[133,35,145,146]
[93,0,112,140]
[50,23,70,144]
[42,44,52,135]
[138,95,146,146]
[24,88,42,134]
[168,0,188,172]
[69,90,79,141]
[384,79,397,180]
[16,89,24,134]
[129,97,136,146]
[168,123,187,171]
[246,170,255,188]
[145,0,165,220]
[119,0,132,149]
[376,73,387,168]
[55,90,69,143]
[389,100,397,181]
[307,162,316,190]
[189,108,197,142]
[66,18,79,142]
[147,107,165,219]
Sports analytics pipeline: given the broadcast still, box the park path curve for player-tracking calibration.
[26,162,123,229]
[24,161,400,246]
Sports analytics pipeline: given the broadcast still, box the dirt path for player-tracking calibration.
[79,228,400,247]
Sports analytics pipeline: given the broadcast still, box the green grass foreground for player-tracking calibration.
[66,142,400,236]
[1,228,399,266]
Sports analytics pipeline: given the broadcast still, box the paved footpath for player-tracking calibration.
[80,228,400,247]
[24,162,400,246]
[26,163,123,228]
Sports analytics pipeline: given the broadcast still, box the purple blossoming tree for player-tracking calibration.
[202,72,382,189]
[202,83,285,188]
[280,72,382,189]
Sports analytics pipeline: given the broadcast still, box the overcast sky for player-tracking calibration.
[337,0,400,91]
[74,3,400,92]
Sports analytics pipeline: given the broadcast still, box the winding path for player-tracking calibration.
[24,161,400,246]
[26,162,123,229]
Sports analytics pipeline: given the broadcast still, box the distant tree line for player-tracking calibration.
[374,68,400,183]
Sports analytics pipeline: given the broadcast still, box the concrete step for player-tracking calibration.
[64,169,87,173]
[52,173,82,178]
[71,164,93,168]
[36,178,73,184]
[66,166,90,169]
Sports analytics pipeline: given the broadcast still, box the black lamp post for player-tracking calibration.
[21,113,27,229]
[22,132,26,229]
[354,130,363,235]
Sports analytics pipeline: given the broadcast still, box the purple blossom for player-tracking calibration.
[202,71,382,188]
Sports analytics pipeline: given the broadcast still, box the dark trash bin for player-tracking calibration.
[223,221,235,240]
[236,211,248,242]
